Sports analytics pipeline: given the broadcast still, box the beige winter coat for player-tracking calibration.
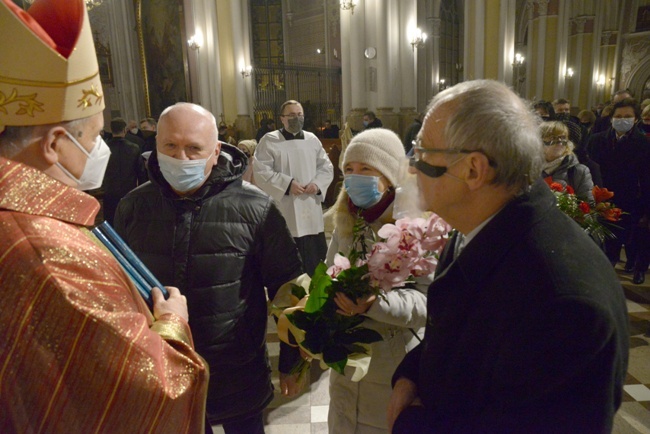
[325,191,429,434]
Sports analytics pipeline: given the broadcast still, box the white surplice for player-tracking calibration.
[253,130,334,238]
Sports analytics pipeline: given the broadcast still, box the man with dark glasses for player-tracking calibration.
[389,79,629,434]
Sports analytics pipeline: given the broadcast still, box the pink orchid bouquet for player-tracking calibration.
[280,213,450,379]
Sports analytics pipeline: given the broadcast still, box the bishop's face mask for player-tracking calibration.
[56,132,111,190]
[157,151,212,193]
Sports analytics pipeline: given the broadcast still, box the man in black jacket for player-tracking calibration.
[114,103,305,434]
[388,80,629,433]
[587,98,650,284]
[102,117,146,225]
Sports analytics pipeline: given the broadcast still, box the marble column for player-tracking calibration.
[229,1,254,138]
[399,0,417,135]
[346,0,367,131]
[100,1,146,121]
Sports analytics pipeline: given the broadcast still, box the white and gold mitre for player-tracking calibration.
[0,0,104,132]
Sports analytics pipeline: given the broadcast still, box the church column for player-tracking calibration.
[189,0,224,118]
[464,0,485,80]
[340,3,352,123]
[553,0,570,99]
[568,15,595,110]
[346,0,367,131]
[229,1,254,138]
[103,0,146,121]
[497,0,516,85]
[375,0,398,132]
[399,0,418,135]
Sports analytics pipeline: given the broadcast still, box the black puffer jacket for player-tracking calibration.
[114,144,303,424]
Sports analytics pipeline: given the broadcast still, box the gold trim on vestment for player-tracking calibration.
[0,72,100,88]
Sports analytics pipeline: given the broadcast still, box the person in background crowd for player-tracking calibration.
[323,119,340,139]
[255,118,276,143]
[218,124,228,142]
[115,103,306,433]
[592,89,633,134]
[388,79,628,434]
[578,109,597,135]
[539,121,594,203]
[102,117,147,225]
[125,118,145,150]
[238,139,257,184]
[640,98,650,112]
[552,98,580,124]
[587,98,650,284]
[0,1,208,432]
[253,99,334,275]
[533,100,556,121]
[140,116,157,153]
[363,111,383,130]
[325,128,430,434]
[639,104,650,138]
[403,113,423,155]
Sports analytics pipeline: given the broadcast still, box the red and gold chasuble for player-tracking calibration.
[0,157,208,433]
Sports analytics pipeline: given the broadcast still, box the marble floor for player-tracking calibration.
[209,265,650,434]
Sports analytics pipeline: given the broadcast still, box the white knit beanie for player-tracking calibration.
[342,128,405,187]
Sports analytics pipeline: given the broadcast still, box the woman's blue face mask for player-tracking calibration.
[344,174,383,209]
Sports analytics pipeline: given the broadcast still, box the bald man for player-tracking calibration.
[115,102,306,433]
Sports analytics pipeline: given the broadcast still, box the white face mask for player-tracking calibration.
[130,128,139,135]
[157,151,212,193]
[56,132,111,190]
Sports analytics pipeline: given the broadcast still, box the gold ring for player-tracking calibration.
[349,311,354,316]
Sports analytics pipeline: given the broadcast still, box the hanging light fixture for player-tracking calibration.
[340,0,357,15]
[410,27,428,51]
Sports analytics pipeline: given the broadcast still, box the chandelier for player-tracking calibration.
[23,0,103,11]
[340,0,357,15]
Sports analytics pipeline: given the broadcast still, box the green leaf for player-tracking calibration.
[327,358,348,375]
[290,283,307,300]
[305,263,333,313]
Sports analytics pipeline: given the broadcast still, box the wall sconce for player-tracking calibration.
[410,28,428,51]
[565,67,574,78]
[340,0,357,14]
[240,65,252,78]
[438,78,446,91]
[512,53,525,67]
[188,34,203,51]
[596,74,606,87]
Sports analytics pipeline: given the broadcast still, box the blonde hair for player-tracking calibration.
[540,121,574,155]
[642,104,650,119]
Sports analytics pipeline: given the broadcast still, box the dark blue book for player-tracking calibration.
[95,221,169,299]
[91,228,153,307]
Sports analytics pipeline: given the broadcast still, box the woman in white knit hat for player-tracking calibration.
[325,128,429,434]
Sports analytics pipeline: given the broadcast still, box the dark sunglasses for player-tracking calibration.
[409,143,496,178]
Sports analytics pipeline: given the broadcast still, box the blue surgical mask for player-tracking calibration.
[611,118,635,134]
[344,174,383,209]
[362,120,369,127]
[157,151,211,193]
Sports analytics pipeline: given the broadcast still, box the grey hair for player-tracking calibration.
[0,118,86,158]
[427,79,544,194]
[159,102,218,144]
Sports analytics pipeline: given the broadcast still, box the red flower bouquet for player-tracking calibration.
[544,178,623,243]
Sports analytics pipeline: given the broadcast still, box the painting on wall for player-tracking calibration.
[136,0,190,118]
